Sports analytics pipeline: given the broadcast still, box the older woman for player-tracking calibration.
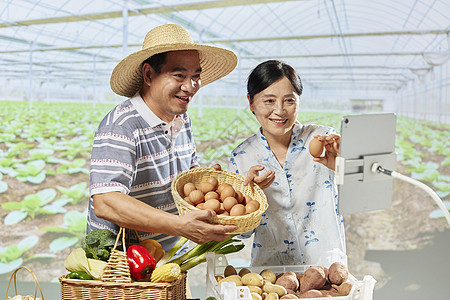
[228,60,345,266]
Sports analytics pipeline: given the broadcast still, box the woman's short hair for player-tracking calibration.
[247,60,303,102]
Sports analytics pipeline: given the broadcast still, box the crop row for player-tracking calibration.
[0,100,448,276]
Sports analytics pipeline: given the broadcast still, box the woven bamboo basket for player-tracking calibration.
[5,266,44,300]
[171,168,268,234]
[59,227,186,300]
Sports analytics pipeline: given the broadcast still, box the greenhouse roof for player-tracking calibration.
[1,0,449,94]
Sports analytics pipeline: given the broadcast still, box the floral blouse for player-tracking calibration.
[228,121,346,266]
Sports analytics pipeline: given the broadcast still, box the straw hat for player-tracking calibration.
[110,24,238,97]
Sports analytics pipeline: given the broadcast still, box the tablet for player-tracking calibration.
[337,113,397,214]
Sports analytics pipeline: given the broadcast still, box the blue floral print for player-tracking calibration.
[228,121,346,266]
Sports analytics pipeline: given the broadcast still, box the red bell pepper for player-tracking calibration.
[127,244,156,280]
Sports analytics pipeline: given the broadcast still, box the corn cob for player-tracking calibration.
[150,263,181,283]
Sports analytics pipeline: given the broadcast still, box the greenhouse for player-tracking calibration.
[0,1,449,300]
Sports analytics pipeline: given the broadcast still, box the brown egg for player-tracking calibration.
[206,177,219,190]
[230,204,246,216]
[217,203,226,214]
[205,191,220,201]
[220,210,229,216]
[245,200,260,214]
[203,199,221,212]
[309,138,325,158]
[196,203,204,209]
[223,197,238,212]
[217,183,232,195]
[242,195,253,206]
[220,186,236,201]
[235,191,244,204]
[183,182,196,197]
[184,196,193,205]
[199,181,215,194]
[189,190,204,205]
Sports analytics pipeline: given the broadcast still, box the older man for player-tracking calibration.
[87,24,238,252]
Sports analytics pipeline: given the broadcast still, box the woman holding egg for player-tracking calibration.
[228,60,346,266]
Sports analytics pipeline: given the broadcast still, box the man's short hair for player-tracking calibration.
[142,52,167,73]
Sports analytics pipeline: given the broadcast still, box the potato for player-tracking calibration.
[328,262,348,285]
[280,294,299,299]
[239,267,252,277]
[320,289,340,297]
[333,282,353,296]
[295,272,303,284]
[265,292,279,300]
[242,273,265,287]
[224,265,237,277]
[262,283,287,297]
[247,285,263,295]
[218,274,242,286]
[319,266,329,282]
[260,269,277,284]
[298,290,322,298]
[251,292,263,300]
[275,271,299,292]
[299,266,327,294]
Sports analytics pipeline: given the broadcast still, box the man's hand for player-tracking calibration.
[179,210,237,244]
[312,134,340,170]
[243,165,275,189]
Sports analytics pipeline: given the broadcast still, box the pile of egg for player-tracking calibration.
[182,177,260,216]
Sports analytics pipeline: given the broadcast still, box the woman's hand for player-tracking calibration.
[313,134,340,170]
[243,165,275,189]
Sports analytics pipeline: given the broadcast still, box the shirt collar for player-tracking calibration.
[130,94,166,128]
[130,94,186,138]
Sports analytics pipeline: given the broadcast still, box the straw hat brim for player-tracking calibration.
[110,43,237,98]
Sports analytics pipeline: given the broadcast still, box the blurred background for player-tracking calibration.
[0,1,449,299]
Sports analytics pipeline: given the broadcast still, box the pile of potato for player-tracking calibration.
[182,177,260,216]
[215,262,354,299]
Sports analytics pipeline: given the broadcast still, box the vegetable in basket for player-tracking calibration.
[127,244,156,280]
[150,263,181,283]
[157,235,244,272]
[139,238,165,262]
[64,247,107,280]
[81,229,122,261]
[66,270,93,280]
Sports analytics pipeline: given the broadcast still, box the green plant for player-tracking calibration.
[56,182,90,205]
[0,173,7,193]
[10,159,46,184]
[42,210,88,252]
[1,188,57,224]
[0,236,39,274]
[55,158,89,175]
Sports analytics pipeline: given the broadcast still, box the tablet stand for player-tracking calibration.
[335,154,450,227]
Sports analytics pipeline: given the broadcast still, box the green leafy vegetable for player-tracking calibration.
[157,235,244,272]
[81,229,121,261]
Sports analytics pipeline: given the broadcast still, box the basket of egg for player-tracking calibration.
[171,168,268,234]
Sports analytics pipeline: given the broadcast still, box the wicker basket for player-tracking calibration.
[59,228,186,300]
[171,168,268,234]
[5,266,44,300]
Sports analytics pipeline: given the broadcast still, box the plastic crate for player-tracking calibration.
[205,251,376,300]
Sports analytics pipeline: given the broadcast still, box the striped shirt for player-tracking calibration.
[87,95,199,252]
